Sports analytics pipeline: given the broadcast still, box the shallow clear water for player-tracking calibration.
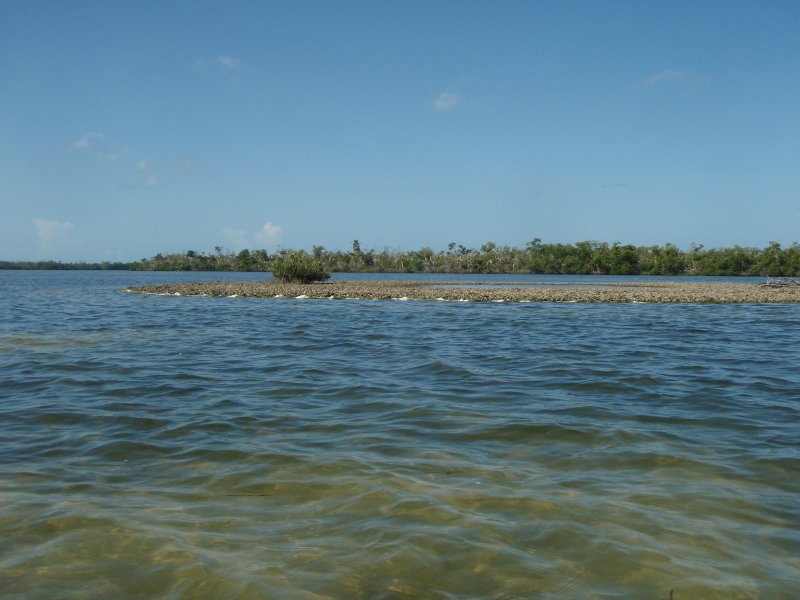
[1,271,798,599]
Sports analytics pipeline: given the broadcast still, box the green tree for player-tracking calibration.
[236,249,254,271]
[270,251,331,283]
[753,242,787,277]
[608,243,639,275]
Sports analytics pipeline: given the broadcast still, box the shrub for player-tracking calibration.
[270,251,331,283]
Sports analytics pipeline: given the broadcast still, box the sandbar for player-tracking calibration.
[122,280,800,304]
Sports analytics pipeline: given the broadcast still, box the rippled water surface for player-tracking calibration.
[1,271,798,599]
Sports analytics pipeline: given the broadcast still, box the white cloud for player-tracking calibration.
[132,159,161,188]
[71,132,127,163]
[194,55,249,79]
[33,218,74,255]
[642,68,710,87]
[97,146,128,163]
[254,221,283,245]
[223,222,283,249]
[645,68,686,85]
[216,55,241,69]
[222,227,249,249]
[434,92,462,111]
[71,132,104,150]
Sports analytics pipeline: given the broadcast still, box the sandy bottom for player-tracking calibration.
[123,280,800,304]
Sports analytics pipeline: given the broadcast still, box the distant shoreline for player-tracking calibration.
[7,239,799,277]
[122,280,800,304]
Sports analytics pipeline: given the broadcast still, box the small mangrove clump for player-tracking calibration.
[270,251,331,283]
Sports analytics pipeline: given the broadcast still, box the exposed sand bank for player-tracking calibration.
[122,279,800,304]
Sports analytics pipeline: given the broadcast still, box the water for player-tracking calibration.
[1,270,798,599]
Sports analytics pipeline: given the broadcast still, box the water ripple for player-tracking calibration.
[1,272,799,598]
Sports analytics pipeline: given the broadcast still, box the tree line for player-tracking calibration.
[0,260,130,270]
[127,240,800,277]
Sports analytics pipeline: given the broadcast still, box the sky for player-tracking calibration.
[2,0,799,262]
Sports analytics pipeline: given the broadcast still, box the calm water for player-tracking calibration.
[1,271,798,599]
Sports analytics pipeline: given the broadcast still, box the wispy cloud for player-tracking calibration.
[222,227,250,249]
[215,55,241,69]
[97,146,128,164]
[434,91,463,112]
[194,55,250,82]
[72,133,190,191]
[641,68,710,87]
[71,132,104,150]
[34,218,74,255]
[254,221,283,245]
[134,159,161,188]
[71,132,127,163]
[223,222,283,249]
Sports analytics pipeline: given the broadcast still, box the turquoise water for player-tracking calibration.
[1,271,798,599]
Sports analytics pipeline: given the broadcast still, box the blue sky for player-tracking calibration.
[2,1,799,261]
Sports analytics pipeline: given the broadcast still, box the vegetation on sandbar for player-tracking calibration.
[4,239,800,276]
[128,240,800,277]
[270,250,331,283]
